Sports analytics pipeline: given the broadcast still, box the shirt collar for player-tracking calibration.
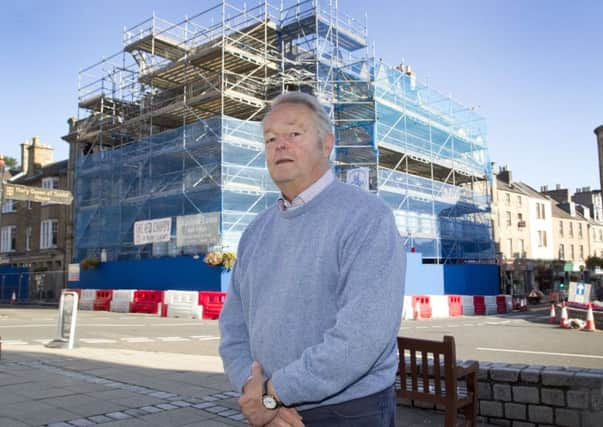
[278,169,335,212]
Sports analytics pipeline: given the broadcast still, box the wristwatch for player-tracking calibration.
[261,378,281,410]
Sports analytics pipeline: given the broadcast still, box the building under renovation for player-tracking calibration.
[64,0,496,292]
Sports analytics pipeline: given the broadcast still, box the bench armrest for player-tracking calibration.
[455,360,478,379]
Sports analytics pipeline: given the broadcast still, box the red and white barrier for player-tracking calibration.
[461,296,475,316]
[110,290,135,313]
[72,287,524,322]
[483,296,498,315]
[403,294,518,320]
[94,290,113,311]
[79,289,97,310]
[448,295,463,317]
[402,296,414,320]
[430,295,449,319]
[130,290,164,315]
[198,291,227,320]
[163,290,203,319]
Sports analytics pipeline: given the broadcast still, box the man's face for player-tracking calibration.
[263,102,333,200]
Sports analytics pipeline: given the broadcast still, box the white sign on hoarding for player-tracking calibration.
[67,263,80,282]
[134,217,172,245]
[346,167,370,192]
[176,212,220,247]
[568,281,591,304]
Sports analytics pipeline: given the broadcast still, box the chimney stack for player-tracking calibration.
[498,167,512,184]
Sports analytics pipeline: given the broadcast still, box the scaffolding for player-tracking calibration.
[65,0,494,263]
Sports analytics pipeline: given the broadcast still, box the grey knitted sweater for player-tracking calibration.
[219,179,406,408]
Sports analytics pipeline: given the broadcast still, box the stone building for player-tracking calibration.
[0,137,71,300]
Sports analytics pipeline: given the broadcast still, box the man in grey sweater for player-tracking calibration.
[219,92,406,427]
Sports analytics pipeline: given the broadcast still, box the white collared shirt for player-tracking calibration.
[277,169,335,212]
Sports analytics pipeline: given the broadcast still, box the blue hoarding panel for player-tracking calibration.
[404,253,445,295]
[0,267,29,300]
[443,264,500,295]
[71,257,224,291]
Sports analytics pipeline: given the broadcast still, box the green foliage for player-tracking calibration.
[2,156,18,169]
[585,256,603,270]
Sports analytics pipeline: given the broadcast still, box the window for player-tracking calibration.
[578,223,583,238]
[25,227,32,252]
[538,203,546,219]
[538,230,547,247]
[42,177,59,189]
[506,211,512,226]
[569,222,574,237]
[518,213,523,221]
[41,177,59,206]
[505,193,511,206]
[580,245,584,260]
[600,230,603,241]
[594,229,597,242]
[559,244,565,260]
[536,203,541,219]
[519,239,525,256]
[517,195,522,206]
[559,221,564,237]
[40,219,58,249]
[570,245,575,260]
[0,226,16,252]
[1,199,16,213]
[507,239,513,257]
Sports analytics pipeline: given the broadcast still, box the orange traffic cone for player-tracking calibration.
[10,291,16,305]
[414,301,422,320]
[548,304,556,323]
[584,304,596,332]
[560,303,569,329]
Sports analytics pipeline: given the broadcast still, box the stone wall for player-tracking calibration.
[398,362,602,426]
[477,362,601,426]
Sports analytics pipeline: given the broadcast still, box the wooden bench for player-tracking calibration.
[396,335,478,427]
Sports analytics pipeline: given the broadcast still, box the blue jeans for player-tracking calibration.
[298,386,396,427]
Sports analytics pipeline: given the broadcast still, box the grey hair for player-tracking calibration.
[265,92,333,141]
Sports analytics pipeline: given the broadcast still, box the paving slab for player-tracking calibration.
[0,343,496,426]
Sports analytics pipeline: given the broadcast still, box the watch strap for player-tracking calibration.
[262,378,281,409]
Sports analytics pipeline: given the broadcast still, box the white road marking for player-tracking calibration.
[0,340,29,345]
[190,335,220,341]
[156,336,190,342]
[476,347,603,360]
[77,323,146,327]
[121,337,154,343]
[0,324,55,328]
[79,338,117,344]
[33,339,52,344]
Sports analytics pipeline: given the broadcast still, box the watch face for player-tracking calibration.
[262,395,278,410]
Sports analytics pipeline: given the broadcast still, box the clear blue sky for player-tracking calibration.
[2,0,601,192]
